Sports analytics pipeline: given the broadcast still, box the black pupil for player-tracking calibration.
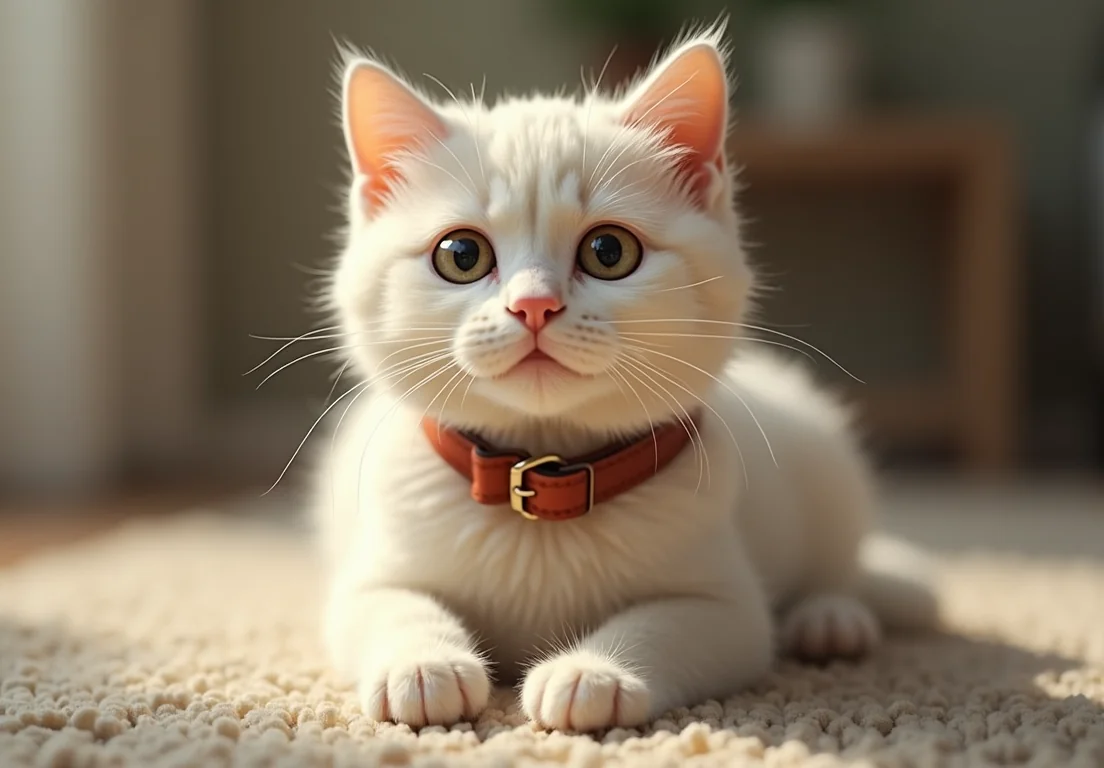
[446,238,480,271]
[591,234,622,268]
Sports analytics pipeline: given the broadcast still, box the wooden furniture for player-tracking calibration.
[728,118,1019,474]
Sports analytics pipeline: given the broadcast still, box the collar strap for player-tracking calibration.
[421,417,694,521]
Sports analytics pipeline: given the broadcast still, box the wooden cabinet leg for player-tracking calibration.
[952,136,1018,474]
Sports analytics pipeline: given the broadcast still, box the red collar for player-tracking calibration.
[421,418,694,521]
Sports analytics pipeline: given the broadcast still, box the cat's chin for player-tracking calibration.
[467,369,616,421]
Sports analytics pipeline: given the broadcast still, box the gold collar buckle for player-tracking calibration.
[508,454,595,520]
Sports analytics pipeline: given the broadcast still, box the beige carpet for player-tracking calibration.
[1,503,1103,767]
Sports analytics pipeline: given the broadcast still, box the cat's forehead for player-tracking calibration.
[479,97,594,167]
[462,96,652,207]
[405,94,676,234]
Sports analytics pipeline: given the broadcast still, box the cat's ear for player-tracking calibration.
[342,58,447,208]
[620,35,729,202]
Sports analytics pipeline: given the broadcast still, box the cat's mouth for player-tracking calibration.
[499,347,582,379]
[521,349,553,363]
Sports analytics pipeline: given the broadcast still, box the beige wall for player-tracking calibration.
[0,0,119,492]
[0,1,203,493]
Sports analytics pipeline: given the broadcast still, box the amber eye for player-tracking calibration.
[576,225,642,280]
[432,229,495,284]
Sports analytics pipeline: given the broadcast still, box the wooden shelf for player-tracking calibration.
[729,117,1008,181]
[727,117,1019,474]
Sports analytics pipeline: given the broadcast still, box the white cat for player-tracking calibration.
[311,24,937,733]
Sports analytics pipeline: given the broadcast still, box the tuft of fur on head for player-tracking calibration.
[328,21,755,444]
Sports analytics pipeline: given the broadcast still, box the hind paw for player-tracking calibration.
[781,593,881,662]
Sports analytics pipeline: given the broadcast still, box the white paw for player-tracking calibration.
[522,651,650,732]
[781,593,881,662]
[359,649,490,727]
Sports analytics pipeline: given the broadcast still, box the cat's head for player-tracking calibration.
[331,26,754,438]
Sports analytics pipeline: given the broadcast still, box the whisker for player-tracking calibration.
[329,349,455,468]
[587,132,628,193]
[253,335,451,389]
[422,71,483,188]
[605,365,659,472]
[252,324,455,341]
[254,345,353,389]
[594,183,666,215]
[737,322,864,382]
[329,352,455,509]
[250,324,343,340]
[408,155,474,196]
[609,318,863,382]
[355,360,459,508]
[245,323,454,376]
[371,337,453,377]
[459,372,477,414]
[581,45,617,180]
[435,366,473,441]
[615,359,708,493]
[243,325,346,375]
[592,72,697,193]
[368,348,456,388]
[323,358,352,407]
[356,350,456,400]
[618,332,815,364]
[264,378,371,496]
[623,362,710,492]
[592,45,617,95]
[251,331,349,343]
[427,131,479,198]
[623,343,778,467]
[653,275,725,293]
[596,153,670,198]
[605,368,629,402]
[327,375,374,514]
[253,315,452,340]
[468,83,487,184]
[619,353,747,490]
[415,75,481,196]
[418,365,467,436]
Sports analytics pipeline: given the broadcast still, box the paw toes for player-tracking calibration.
[523,652,649,732]
[360,653,490,726]
[783,594,881,662]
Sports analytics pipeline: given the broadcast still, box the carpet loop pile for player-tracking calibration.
[1,514,1102,767]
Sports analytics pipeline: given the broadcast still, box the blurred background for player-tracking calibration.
[1,0,1103,552]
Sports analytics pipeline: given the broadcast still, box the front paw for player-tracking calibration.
[359,649,490,727]
[522,651,650,732]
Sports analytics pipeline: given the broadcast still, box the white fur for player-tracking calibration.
[311,26,937,732]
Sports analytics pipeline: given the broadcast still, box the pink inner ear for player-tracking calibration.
[622,43,728,197]
[344,62,447,209]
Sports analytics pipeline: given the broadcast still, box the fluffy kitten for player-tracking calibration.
[312,25,937,732]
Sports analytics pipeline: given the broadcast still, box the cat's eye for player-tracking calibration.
[576,225,642,281]
[432,229,495,284]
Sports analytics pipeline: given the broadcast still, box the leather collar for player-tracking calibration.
[421,417,694,521]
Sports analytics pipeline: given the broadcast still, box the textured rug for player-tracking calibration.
[1,510,1103,767]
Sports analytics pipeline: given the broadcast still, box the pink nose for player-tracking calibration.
[508,295,564,333]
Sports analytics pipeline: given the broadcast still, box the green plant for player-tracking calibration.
[549,0,681,39]
[749,0,850,8]
[746,0,860,16]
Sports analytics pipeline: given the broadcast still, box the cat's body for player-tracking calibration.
[320,353,871,678]
[310,24,937,731]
